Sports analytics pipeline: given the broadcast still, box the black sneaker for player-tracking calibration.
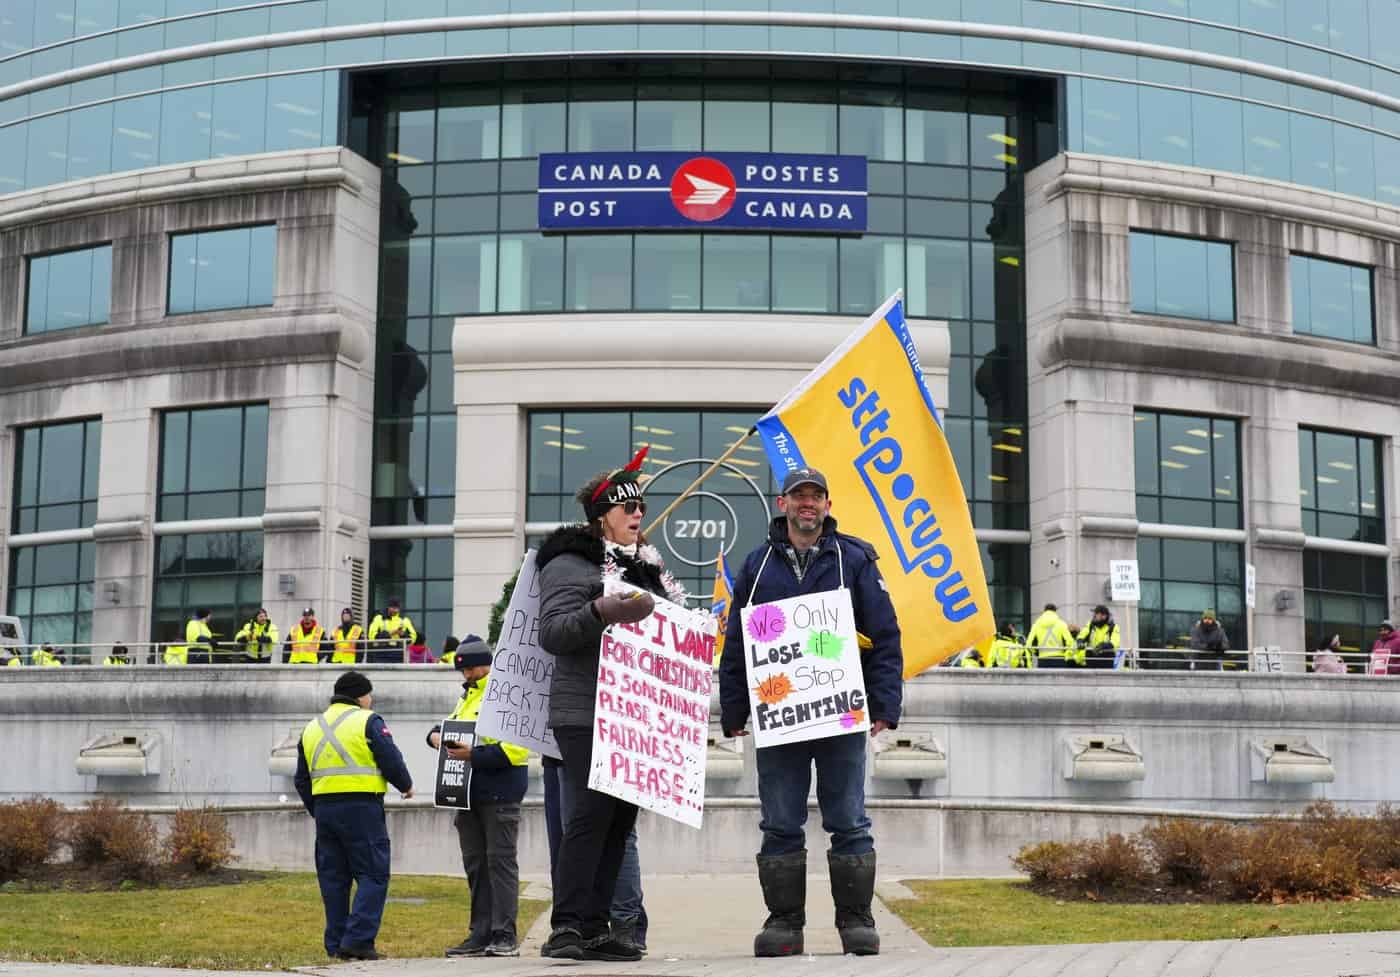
[484,936,520,957]
[337,943,380,961]
[540,927,585,960]
[581,934,643,962]
[445,935,488,957]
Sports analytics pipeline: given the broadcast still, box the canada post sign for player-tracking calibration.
[538,152,867,233]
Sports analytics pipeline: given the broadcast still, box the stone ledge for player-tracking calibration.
[1036,315,1399,402]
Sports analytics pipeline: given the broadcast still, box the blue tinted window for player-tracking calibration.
[26,244,112,334]
[158,404,268,521]
[1130,232,1235,322]
[11,419,102,535]
[1291,253,1373,344]
[168,225,277,315]
[1299,428,1383,543]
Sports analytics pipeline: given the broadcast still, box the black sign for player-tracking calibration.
[433,718,475,810]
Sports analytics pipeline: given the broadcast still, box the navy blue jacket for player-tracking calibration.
[720,516,904,735]
[294,696,414,814]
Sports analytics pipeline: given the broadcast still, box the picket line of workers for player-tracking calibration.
[954,603,1125,669]
[162,599,418,666]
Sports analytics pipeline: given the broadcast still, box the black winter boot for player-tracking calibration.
[753,851,806,957]
[828,851,880,956]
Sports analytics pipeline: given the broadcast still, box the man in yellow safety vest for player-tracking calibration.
[165,608,213,666]
[234,609,280,663]
[102,645,132,666]
[1027,604,1081,668]
[294,671,414,962]
[367,597,416,663]
[988,622,1029,668]
[288,608,325,665]
[331,609,363,665]
[429,640,529,958]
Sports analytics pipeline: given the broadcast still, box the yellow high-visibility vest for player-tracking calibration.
[166,618,211,666]
[332,625,363,665]
[300,702,387,796]
[233,619,280,659]
[448,677,530,767]
[288,624,325,665]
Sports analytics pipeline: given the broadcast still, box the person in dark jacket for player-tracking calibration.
[1077,605,1121,669]
[1188,609,1230,670]
[294,671,414,962]
[427,638,529,958]
[535,446,686,963]
[719,467,903,958]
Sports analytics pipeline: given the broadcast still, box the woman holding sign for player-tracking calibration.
[535,447,686,962]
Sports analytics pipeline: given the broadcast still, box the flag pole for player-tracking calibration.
[643,426,758,538]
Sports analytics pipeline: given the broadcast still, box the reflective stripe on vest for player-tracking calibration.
[301,703,386,795]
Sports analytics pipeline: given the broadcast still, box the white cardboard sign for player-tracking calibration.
[741,588,870,749]
[588,591,715,829]
[474,551,558,759]
[1110,560,1141,603]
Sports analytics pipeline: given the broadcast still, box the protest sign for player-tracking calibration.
[741,588,870,749]
[475,551,558,759]
[432,718,476,810]
[588,591,715,829]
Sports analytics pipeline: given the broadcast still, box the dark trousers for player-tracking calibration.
[550,725,640,937]
[312,796,391,956]
[1036,656,1077,669]
[454,803,521,942]
[543,759,647,940]
[756,731,873,857]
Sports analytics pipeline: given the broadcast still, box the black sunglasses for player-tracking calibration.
[620,499,647,515]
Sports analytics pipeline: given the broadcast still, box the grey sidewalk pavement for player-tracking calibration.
[3,874,1400,977]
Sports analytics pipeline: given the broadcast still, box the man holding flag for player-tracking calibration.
[718,291,994,959]
[719,466,902,958]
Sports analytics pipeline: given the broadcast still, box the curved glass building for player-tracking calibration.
[1,2,1397,666]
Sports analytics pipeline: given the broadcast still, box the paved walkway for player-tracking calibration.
[3,874,1400,977]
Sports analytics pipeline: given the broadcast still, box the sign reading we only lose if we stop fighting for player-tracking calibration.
[741,588,869,749]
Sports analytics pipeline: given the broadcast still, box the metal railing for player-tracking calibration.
[0,638,422,668]
[947,644,1396,675]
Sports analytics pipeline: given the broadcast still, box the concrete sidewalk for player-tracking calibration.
[3,874,1400,977]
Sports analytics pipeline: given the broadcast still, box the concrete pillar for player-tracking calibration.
[454,403,525,639]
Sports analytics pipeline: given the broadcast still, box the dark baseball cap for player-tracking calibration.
[781,468,828,495]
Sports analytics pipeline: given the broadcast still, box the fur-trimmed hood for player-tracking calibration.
[536,524,687,604]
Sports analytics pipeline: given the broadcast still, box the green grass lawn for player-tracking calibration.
[0,872,548,970]
[886,878,1400,947]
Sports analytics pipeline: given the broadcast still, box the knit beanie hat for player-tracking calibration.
[453,634,493,670]
[333,670,373,699]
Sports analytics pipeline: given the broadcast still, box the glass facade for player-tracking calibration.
[358,61,1047,535]
[6,541,95,649]
[1,2,1399,208]
[151,531,264,645]
[1133,411,1240,529]
[1298,428,1383,543]
[168,225,277,315]
[11,418,101,535]
[26,243,111,334]
[1137,537,1244,653]
[1290,253,1374,345]
[369,537,453,652]
[1304,550,1388,672]
[1129,231,1234,323]
[158,404,268,521]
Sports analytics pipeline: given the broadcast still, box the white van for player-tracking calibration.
[0,615,25,666]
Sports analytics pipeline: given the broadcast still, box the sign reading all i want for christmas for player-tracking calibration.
[741,588,869,749]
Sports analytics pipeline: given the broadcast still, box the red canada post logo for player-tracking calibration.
[669,156,736,222]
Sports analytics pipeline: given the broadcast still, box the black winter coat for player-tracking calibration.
[719,516,904,735]
[536,525,674,729]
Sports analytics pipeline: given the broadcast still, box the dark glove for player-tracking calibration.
[592,591,655,625]
[259,634,271,645]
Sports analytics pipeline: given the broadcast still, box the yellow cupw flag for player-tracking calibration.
[755,292,994,677]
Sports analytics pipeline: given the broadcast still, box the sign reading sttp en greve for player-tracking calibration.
[538,152,868,233]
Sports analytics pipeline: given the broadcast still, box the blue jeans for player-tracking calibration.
[312,797,391,955]
[756,731,873,857]
[542,757,648,940]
